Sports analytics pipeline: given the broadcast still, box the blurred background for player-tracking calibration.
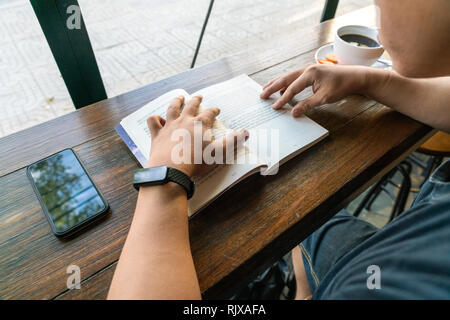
[0,0,371,138]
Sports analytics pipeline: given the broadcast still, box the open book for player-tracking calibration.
[116,75,328,216]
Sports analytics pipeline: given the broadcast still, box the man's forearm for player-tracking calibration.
[363,68,450,132]
[108,183,201,299]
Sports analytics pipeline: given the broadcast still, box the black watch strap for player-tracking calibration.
[133,166,195,199]
[167,167,195,199]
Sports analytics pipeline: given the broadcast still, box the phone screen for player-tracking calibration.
[27,149,108,236]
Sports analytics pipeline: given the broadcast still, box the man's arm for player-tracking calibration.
[365,69,450,132]
[108,182,201,300]
[107,96,248,299]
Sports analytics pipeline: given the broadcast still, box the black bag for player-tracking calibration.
[228,252,296,300]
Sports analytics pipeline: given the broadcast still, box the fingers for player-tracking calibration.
[196,107,220,127]
[182,95,202,116]
[291,93,326,117]
[260,66,309,99]
[272,71,314,110]
[166,96,184,121]
[260,76,290,99]
[146,115,166,136]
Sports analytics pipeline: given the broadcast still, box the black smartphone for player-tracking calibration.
[27,149,109,238]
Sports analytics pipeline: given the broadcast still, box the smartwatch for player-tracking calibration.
[133,166,195,199]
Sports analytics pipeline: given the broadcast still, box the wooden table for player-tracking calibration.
[0,6,434,299]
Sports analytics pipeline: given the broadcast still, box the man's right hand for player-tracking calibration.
[260,64,381,117]
[146,96,249,178]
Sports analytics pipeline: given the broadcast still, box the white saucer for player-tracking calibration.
[314,43,392,69]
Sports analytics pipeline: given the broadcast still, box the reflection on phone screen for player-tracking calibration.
[28,149,106,234]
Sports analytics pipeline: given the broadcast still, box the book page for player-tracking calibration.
[193,74,328,173]
[120,89,191,161]
[188,146,264,216]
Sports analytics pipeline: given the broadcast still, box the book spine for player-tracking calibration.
[115,124,147,167]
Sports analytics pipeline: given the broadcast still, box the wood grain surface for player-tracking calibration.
[0,6,434,299]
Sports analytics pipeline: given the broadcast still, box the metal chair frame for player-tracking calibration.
[354,161,412,222]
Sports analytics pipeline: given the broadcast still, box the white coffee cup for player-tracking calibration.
[334,25,384,66]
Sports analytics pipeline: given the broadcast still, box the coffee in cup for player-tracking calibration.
[334,25,384,66]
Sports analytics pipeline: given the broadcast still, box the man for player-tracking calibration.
[260,0,450,299]
[108,0,450,299]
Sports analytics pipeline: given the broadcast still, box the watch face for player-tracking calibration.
[135,166,168,183]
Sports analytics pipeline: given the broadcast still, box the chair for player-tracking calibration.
[411,132,450,184]
[354,161,412,222]
[30,0,107,109]
[353,132,450,222]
